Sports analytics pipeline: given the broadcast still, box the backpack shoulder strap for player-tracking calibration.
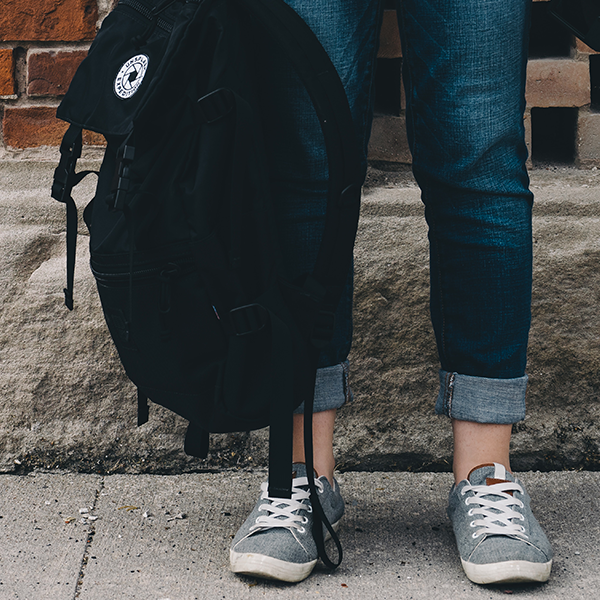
[235,0,362,570]
[235,0,362,299]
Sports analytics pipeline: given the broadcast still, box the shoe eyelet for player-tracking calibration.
[519,514,525,521]
[469,521,477,528]
[472,532,478,539]
[298,527,306,534]
[302,516,309,524]
[307,505,313,513]
[464,498,471,506]
[467,509,474,516]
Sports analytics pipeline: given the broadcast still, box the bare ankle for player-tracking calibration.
[292,409,336,486]
[452,419,512,484]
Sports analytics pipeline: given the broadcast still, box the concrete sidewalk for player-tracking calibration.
[1,470,598,599]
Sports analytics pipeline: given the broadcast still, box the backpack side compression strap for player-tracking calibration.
[51,124,99,310]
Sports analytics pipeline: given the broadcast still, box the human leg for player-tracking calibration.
[229,0,383,582]
[293,409,336,485]
[398,0,534,388]
[396,0,552,583]
[452,420,511,484]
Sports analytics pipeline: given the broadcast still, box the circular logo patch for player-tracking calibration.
[114,54,149,99]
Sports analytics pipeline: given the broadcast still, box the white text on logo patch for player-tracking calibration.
[114,54,149,99]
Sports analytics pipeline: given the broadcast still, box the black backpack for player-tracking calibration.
[549,0,600,51]
[51,0,361,568]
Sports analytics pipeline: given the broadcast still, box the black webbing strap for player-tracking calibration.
[303,356,343,569]
[196,85,294,497]
[188,90,254,311]
[223,89,294,499]
[137,388,150,426]
[63,186,78,310]
[184,423,210,458]
[51,124,98,310]
[225,90,264,271]
[265,309,294,499]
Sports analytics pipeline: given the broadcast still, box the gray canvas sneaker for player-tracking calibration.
[230,463,344,582]
[448,463,553,585]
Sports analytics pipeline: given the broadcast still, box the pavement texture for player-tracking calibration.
[1,469,599,600]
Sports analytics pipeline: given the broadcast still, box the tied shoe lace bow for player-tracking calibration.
[250,477,323,534]
[461,480,527,540]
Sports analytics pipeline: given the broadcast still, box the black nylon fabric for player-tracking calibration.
[77,0,300,435]
[57,0,198,135]
[58,0,361,434]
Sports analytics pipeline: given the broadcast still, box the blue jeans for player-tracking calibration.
[266,0,532,424]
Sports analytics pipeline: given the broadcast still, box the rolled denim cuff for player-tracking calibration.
[294,361,352,415]
[435,370,527,424]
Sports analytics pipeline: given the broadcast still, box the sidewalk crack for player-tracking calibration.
[73,476,105,599]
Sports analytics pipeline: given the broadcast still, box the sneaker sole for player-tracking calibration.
[230,550,317,583]
[461,558,553,584]
[230,519,341,583]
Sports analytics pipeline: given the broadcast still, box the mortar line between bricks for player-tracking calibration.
[72,476,105,600]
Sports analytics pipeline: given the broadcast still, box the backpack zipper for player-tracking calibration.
[91,259,195,283]
[120,0,174,33]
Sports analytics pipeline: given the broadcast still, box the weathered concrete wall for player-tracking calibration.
[344,167,600,473]
[1,160,599,473]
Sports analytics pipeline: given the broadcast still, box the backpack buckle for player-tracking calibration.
[197,88,234,124]
[229,303,268,336]
[52,126,83,202]
[111,144,136,211]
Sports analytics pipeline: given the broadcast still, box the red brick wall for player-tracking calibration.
[1,0,599,165]
[0,0,109,149]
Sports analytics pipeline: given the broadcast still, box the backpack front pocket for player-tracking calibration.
[92,249,227,423]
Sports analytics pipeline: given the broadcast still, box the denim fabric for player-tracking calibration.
[293,361,352,415]
[265,0,534,423]
[436,370,527,424]
[396,0,533,423]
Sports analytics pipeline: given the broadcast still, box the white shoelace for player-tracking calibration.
[461,480,528,540]
[250,476,324,534]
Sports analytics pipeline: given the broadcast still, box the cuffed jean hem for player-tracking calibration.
[294,360,352,415]
[435,370,527,424]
